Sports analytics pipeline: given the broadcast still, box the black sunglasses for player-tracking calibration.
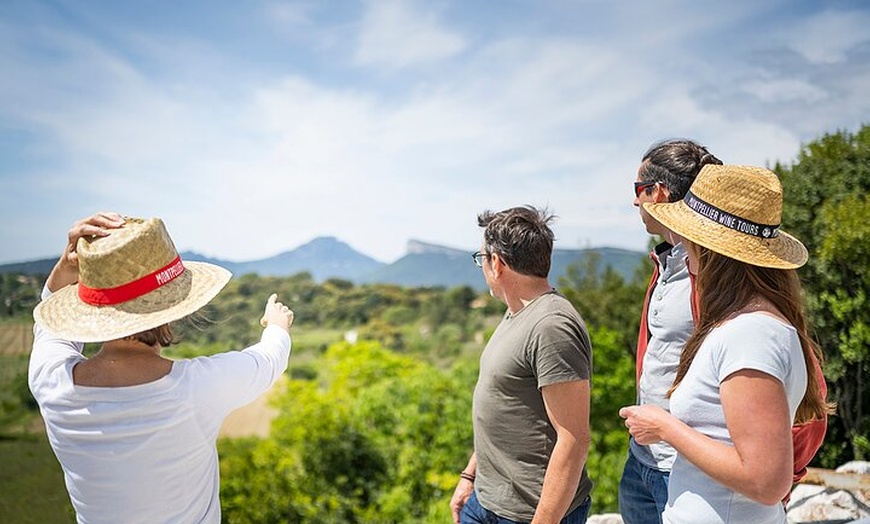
[634,180,657,197]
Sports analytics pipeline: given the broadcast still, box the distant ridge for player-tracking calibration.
[359,239,479,288]
[0,237,646,290]
[0,258,56,276]
[227,236,384,281]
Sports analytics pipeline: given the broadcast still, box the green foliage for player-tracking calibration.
[558,251,651,357]
[219,341,477,523]
[0,273,43,319]
[776,124,870,464]
[0,355,40,433]
[556,247,647,512]
[586,327,636,512]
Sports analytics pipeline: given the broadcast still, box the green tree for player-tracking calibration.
[559,252,650,357]
[0,273,42,318]
[558,254,647,512]
[584,326,636,512]
[219,341,477,523]
[775,124,870,464]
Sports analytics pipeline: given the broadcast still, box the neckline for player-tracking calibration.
[728,310,796,331]
[71,360,178,391]
[506,288,557,319]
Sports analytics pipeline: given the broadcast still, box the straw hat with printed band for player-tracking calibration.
[642,164,808,269]
[34,217,232,343]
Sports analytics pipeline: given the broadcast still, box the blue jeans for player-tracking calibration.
[460,490,591,524]
[618,450,670,524]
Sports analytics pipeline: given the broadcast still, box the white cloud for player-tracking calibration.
[741,78,828,104]
[779,9,870,64]
[354,0,466,68]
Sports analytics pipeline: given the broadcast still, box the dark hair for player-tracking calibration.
[639,139,723,201]
[127,324,176,347]
[669,245,833,424]
[477,205,555,278]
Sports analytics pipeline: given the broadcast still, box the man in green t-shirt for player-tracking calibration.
[450,205,594,524]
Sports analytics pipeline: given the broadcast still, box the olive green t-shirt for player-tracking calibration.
[473,290,593,522]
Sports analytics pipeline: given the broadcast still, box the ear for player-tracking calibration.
[489,253,505,278]
[653,184,672,203]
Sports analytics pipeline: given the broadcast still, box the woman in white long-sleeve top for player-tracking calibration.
[29,212,294,524]
[619,165,831,524]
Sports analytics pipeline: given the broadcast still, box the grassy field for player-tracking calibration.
[0,434,74,523]
[0,322,32,356]
[0,321,73,522]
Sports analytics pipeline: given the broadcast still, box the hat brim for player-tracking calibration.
[643,201,808,269]
[33,262,232,343]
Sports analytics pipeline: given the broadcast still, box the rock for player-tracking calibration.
[787,485,870,523]
[837,462,870,475]
[587,515,624,524]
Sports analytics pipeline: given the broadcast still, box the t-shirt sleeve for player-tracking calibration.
[29,285,85,396]
[527,313,591,389]
[189,325,291,415]
[713,316,793,385]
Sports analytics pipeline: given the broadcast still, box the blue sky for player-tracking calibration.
[2,0,868,264]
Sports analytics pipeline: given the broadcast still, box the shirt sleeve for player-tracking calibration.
[713,315,794,385]
[527,313,591,389]
[188,325,291,416]
[29,285,85,396]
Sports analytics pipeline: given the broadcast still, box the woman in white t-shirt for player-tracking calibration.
[619,165,831,524]
[30,212,294,524]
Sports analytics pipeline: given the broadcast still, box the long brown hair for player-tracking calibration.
[670,244,832,423]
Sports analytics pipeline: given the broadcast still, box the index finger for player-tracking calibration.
[266,293,278,307]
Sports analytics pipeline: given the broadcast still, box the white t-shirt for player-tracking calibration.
[663,313,807,524]
[29,289,291,524]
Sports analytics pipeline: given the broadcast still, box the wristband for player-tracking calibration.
[459,471,475,483]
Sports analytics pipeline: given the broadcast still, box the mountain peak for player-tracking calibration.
[302,236,340,246]
[296,236,350,253]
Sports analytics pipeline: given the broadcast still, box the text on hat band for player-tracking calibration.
[78,256,186,306]
[683,190,780,239]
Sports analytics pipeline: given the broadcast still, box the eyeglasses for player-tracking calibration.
[471,251,490,267]
[634,180,657,197]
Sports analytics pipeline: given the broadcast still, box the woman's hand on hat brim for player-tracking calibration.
[46,212,125,292]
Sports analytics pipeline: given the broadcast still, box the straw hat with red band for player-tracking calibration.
[642,164,808,269]
[34,217,232,343]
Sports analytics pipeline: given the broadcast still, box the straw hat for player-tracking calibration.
[34,217,232,342]
[643,164,808,269]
